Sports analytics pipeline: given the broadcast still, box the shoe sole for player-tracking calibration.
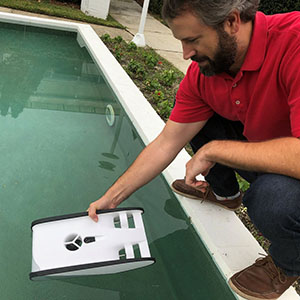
[171,185,241,211]
[228,279,278,300]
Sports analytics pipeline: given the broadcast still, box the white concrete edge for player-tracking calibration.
[0,11,81,31]
[0,12,297,299]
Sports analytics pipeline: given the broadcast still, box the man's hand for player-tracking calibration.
[185,137,300,186]
[88,195,120,222]
[185,143,215,188]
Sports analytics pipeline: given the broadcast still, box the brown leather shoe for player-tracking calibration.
[171,179,242,211]
[229,255,299,299]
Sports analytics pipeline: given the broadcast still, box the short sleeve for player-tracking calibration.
[169,62,214,123]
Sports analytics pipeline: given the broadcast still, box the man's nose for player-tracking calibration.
[181,42,196,60]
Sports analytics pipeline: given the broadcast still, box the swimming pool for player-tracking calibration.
[0,11,297,300]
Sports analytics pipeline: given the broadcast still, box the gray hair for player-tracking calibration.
[162,0,260,27]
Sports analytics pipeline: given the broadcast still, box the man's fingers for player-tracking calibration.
[194,180,209,190]
[88,196,119,222]
[185,178,208,192]
[194,180,208,187]
[88,203,99,222]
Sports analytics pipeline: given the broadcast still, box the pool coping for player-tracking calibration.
[0,11,297,299]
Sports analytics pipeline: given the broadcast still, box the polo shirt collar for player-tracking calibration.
[241,11,268,71]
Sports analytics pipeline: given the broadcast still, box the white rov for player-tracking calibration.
[30,208,155,280]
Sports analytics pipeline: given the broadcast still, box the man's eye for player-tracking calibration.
[187,38,198,43]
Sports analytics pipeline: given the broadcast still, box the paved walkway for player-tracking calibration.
[0,1,189,73]
[109,0,190,73]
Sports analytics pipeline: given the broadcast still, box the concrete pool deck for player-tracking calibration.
[0,4,298,299]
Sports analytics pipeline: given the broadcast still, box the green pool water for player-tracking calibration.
[0,21,236,299]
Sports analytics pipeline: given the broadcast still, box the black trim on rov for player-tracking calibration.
[29,257,155,280]
[31,207,145,230]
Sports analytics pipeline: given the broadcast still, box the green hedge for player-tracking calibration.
[259,0,300,14]
[146,0,300,17]
[56,0,81,4]
[149,0,163,15]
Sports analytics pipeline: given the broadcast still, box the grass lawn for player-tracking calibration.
[0,0,124,28]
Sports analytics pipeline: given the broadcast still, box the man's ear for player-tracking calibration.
[223,10,241,34]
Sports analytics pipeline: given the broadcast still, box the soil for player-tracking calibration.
[48,0,80,10]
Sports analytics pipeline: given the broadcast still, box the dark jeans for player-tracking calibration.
[190,114,300,276]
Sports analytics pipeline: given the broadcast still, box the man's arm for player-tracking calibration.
[88,119,207,221]
[185,137,300,187]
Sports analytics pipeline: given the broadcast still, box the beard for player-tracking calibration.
[191,28,237,77]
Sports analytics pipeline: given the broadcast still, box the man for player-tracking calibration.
[88,0,300,298]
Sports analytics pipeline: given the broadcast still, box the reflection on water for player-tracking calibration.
[99,112,123,170]
[102,153,120,159]
[0,49,40,117]
[0,22,118,118]
[98,160,116,171]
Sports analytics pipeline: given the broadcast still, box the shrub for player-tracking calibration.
[56,0,81,4]
[100,34,183,121]
[142,0,300,18]
[148,0,163,15]
[136,0,163,16]
[126,59,146,77]
[259,0,300,14]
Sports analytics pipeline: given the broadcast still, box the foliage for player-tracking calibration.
[148,0,163,16]
[136,0,163,16]
[259,0,300,14]
[236,205,271,250]
[101,34,184,120]
[236,173,250,192]
[56,0,81,4]
[0,0,124,28]
[126,59,146,77]
[142,0,300,19]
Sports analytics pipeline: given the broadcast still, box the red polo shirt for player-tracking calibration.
[170,11,300,141]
